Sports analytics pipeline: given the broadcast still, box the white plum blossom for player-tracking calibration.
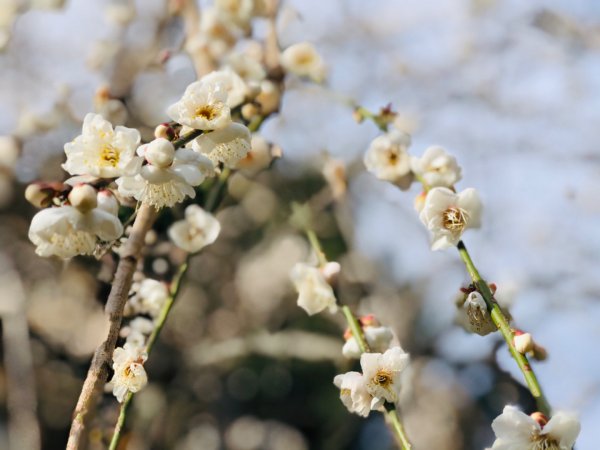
[116,139,214,209]
[192,122,251,168]
[281,42,326,83]
[110,342,148,403]
[28,186,123,259]
[63,113,141,178]
[120,317,155,347]
[489,406,580,450]
[419,187,482,250]
[411,145,462,188]
[333,372,372,417]
[290,262,338,316]
[360,346,410,407]
[202,69,248,108]
[168,205,221,253]
[235,133,273,174]
[364,130,414,190]
[456,291,496,336]
[127,278,169,318]
[167,79,231,130]
[343,326,394,359]
[226,51,266,82]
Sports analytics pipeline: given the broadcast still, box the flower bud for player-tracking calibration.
[414,191,427,213]
[256,80,280,115]
[97,189,119,215]
[513,330,534,354]
[530,412,549,428]
[241,103,260,121]
[154,123,176,141]
[68,184,98,213]
[320,261,341,286]
[25,183,53,208]
[145,138,175,168]
[532,343,548,361]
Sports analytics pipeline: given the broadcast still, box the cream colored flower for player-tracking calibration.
[110,342,148,402]
[202,69,248,108]
[419,187,482,250]
[364,130,414,190]
[411,145,462,188]
[192,122,251,168]
[289,262,338,316]
[168,205,221,253]
[489,406,580,450]
[333,371,372,417]
[28,186,123,259]
[234,133,273,175]
[116,140,214,209]
[360,346,409,406]
[167,79,231,131]
[281,42,326,83]
[62,113,141,178]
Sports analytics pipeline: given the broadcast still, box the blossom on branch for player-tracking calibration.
[116,139,214,209]
[360,346,410,407]
[364,130,414,190]
[488,406,580,450]
[419,187,482,250]
[63,113,141,178]
[110,342,148,403]
[281,42,326,83]
[167,78,232,131]
[28,185,123,258]
[333,371,372,417]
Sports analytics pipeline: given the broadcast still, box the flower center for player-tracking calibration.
[99,145,120,167]
[531,434,561,450]
[373,369,393,388]
[195,105,219,120]
[442,207,467,232]
[386,150,399,165]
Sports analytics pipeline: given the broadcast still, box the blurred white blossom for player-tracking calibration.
[127,279,169,318]
[343,325,394,359]
[168,205,221,253]
[364,130,413,190]
[289,262,337,316]
[281,42,326,83]
[411,145,462,189]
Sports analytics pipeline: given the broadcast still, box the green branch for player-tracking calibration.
[456,240,551,416]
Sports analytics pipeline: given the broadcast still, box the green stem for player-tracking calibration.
[172,129,203,149]
[341,306,370,353]
[385,406,412,450]
[456,240,551,416]
[305,229,328,267]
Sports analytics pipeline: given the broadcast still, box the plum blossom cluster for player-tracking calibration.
[362,110,580,448]
[290,256,409,420]
[363,126,480,250]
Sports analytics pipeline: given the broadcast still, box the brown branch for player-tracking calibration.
[67,203,157,450]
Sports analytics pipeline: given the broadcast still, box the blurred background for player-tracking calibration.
[1,0,599,449]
